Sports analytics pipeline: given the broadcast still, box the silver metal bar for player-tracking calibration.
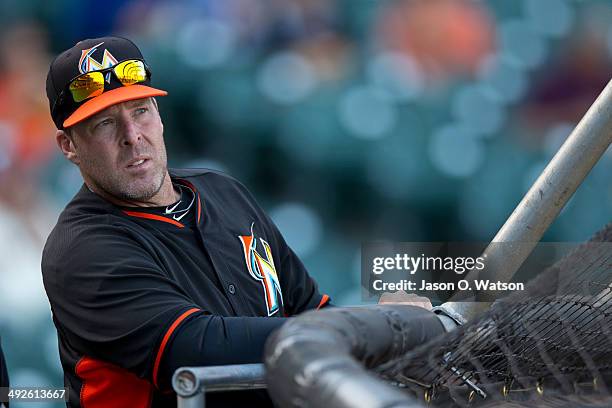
[441,78,612,321]
[173,363,266,392]
[174,364,267,408]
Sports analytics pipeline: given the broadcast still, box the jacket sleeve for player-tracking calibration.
[277,243,331,314]
[158,314,286,390]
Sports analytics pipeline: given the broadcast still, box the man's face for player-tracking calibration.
[64,97,168,203]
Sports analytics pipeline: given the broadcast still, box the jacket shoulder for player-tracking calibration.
[170,168,246,189]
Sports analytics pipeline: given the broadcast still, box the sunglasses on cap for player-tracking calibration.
[52,59,150,112]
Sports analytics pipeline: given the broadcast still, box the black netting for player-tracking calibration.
[376,224,612,407]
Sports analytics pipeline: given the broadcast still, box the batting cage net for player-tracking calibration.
[376,223,612,407]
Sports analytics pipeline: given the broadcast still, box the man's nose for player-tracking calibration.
[120,118,141,146]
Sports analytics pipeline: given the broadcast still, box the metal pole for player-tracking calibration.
[174,367,205,408]
[173,364,267,408]
[439,78,612,321]
[177,394,206,408]
[264,305,444,408]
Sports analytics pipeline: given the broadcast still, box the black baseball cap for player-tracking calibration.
[46,36,167,129]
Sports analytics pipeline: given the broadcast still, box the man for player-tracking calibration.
[42,37,331,408]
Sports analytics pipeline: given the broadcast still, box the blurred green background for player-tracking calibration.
[0,0,610,406]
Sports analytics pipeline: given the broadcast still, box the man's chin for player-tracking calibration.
[123,181,164,202]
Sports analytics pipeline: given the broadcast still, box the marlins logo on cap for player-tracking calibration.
[78,41,119,82]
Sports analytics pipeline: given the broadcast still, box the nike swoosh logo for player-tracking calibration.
[173,211,189,222]
[165,200,181,214]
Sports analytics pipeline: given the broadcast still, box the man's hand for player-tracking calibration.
[378,290,433,310]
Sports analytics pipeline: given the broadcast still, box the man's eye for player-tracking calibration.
[135,107,148,115]
[96,119,113,128]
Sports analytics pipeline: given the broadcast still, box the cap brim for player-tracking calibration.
[63,84,168,128]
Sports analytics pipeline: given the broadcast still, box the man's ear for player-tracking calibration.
[56,129,80,165]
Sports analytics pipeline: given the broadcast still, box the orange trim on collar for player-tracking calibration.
[122,210,184,228]
[177,179,201,224]
[196,195,201,224]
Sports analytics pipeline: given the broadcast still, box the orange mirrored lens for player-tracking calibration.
[67,60,147,104]
[113,60,147,86]
[69,72,105,103]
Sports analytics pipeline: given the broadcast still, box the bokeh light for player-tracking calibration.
[176,18,237,69]
[451,84,505,136]
[429,125,485,178]
[338,85,397,140]
[257,51,317,104]
[366,52,424,102]
[524,0,574,39]
[270,203,323,257]
[477,53,529,104]
[498,19,548,70]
